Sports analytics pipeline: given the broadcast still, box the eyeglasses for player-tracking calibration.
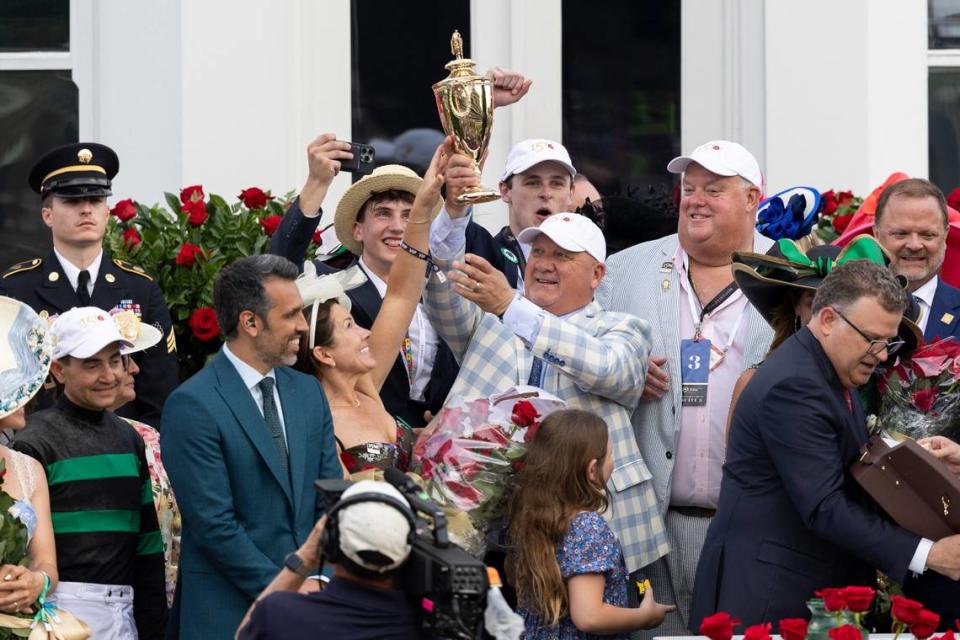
[834,308,905,357]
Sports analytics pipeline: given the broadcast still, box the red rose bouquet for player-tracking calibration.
[412,387,565,555]
[815,189,863,243]
[877,338,960,440]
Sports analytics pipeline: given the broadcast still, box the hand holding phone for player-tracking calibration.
[339,142,375,175]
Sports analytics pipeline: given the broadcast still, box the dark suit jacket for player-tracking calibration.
[160,350,341,639]
[923,278,960,342]
[690,328,920,629]
[270,198,470,427]
[492,226,523,288]
[0,249,178,426]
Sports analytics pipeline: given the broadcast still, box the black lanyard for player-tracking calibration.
[688,272,739,323]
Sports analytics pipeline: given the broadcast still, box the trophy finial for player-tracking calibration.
[451,30,463,59]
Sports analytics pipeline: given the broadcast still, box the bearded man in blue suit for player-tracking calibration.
[161,255,342,639]
[873,178,960,626]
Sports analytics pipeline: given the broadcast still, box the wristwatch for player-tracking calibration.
[283,552,316,578]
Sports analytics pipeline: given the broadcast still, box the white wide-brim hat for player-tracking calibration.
[0,296,53,419]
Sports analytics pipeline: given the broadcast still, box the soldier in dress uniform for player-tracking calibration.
[0,142,178,426]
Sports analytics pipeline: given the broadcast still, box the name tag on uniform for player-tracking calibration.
[680,338,710,406]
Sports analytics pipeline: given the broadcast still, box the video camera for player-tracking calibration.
[315,467,489,639]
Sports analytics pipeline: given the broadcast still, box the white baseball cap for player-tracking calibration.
[338,480,413,573]
[500,138,576,182]
[667,140,764,191]
[51,307,135,360]
[516,212,606,263]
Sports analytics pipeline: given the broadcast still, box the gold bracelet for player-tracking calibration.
[407,218,432,224]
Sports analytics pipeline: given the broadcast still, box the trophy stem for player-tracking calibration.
[456,185,501,205]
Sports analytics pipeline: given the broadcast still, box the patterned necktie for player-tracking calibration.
[257,377,288,472]
[527,356,545,388]
[913,295,925,327]
[76,270,91,306]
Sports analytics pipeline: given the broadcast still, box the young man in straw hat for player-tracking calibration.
[270,69,531,426]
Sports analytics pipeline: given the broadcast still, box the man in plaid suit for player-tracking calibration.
[423,165,669,577]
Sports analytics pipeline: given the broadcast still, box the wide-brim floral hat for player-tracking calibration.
[0,296,53,419]
[732,234,922,356]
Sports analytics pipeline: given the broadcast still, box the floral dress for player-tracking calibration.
[124,418,180,607]
[336,418,416,474]
[519,511,631,640]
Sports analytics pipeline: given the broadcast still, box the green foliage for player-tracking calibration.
[104,188,315,380]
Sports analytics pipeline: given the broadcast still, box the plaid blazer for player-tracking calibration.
[424,256,669,572]
[597,232,774,515]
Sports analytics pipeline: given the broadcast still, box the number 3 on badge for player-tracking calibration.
[679,338,710,385]
[687,354,701,370]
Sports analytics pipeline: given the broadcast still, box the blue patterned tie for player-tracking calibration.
[257,378,288,472]
[527,356,545,387]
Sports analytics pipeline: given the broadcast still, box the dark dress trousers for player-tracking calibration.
[270,199,464,427]
[0,249,178,426]
[690,328,920,629]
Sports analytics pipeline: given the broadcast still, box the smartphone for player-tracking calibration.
[339,141,375,175]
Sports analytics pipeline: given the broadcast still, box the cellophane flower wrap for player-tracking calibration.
[412,387,565,555]
[877,338,960,440]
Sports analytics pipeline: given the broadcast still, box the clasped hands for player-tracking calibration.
[0,565,44,614]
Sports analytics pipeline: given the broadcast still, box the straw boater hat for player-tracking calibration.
[732,234,923,355]
[334,164,442,256]
[0,296,53,419]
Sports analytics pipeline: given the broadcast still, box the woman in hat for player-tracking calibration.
[726,235,922,435]
[0,296,58,613]
[293,142,449,476]
[106,310,180,607]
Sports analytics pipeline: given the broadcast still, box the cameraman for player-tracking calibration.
[236,481,420,640]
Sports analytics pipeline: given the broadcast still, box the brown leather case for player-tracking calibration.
[851,435,960,540]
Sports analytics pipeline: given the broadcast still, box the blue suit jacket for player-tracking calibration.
[160,350,341,640]
[923,278,960,342]
[690,328,920,629]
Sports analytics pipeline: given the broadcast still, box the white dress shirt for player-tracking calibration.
[222,343,287,444]
[53,247,102,298]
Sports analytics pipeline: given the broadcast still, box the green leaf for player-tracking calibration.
[164,192,183,214]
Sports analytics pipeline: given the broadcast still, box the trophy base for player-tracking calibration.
[456,186,501,205]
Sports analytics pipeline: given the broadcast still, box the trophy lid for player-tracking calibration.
[440,30,482,80]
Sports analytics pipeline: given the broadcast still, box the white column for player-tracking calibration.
[471,0,563,233]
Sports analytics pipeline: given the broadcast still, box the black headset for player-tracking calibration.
[320,491,417,567]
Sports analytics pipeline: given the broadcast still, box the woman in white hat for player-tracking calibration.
[294,142,450,476]
[106,310,180,607]
[0,296,58,613]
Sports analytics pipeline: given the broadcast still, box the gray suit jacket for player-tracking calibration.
[597,232,774,513]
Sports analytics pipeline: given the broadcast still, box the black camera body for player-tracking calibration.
[316,468,488,639]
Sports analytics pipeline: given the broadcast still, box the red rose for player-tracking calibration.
[176,243,204,268]
[842,586,875,613]
[699,612,740,640]
[512,460,524,472]
[912,610,942,640]
[838,190,855,206]
[312,229,322,244]
[122,227,141,247]
[473,426,511,446]
[891,595,925,626]
[743,622,772,640]
[935,630,956,640]
[816,588,848,612]
[523,421,542,444]
[511,400,539,427]
[446,480,482,505]
[180,185,204,204]
[111,198,137,222]
[238,187,270,210]
[182,199,208,227]
[822,190,839,216]
[779,618,808,640]
[188,307,221,342]
[948,188,960,212]
[912,387,937,413]
[828,625,862,640]
[832,213,854,234]
[260,215,283,236]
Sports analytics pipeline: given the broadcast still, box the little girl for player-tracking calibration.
[507,409,674,639]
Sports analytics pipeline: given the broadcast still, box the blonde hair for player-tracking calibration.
[506,409,609,624]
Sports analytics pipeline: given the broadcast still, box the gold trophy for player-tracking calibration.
[432,30,500,204]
